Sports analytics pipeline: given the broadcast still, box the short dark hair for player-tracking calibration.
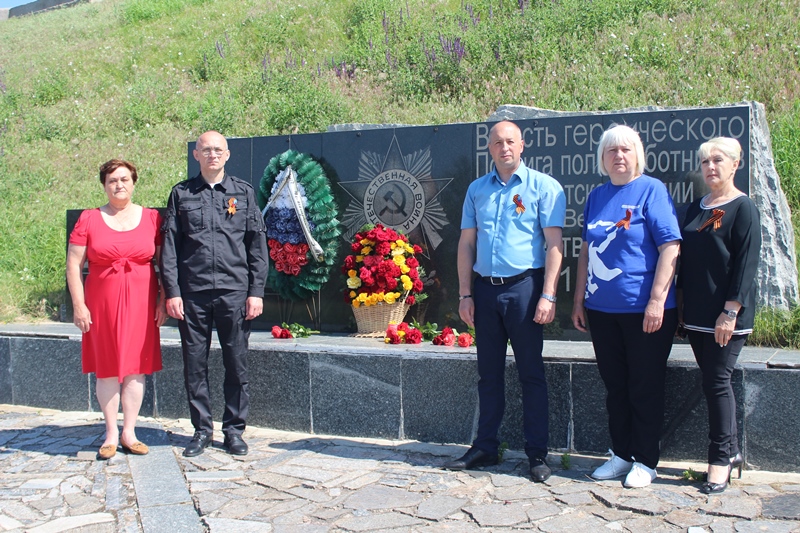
[99,159,138,185]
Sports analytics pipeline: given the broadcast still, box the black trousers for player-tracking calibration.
[586,308,677,469]
[687,330,746,466]
[472,270,548,460]
[178,289,250,437]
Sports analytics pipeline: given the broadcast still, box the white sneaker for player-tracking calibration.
[592,450,633,480]
[623,462,657,488]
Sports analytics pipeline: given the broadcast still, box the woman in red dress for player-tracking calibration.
[66,160,166,459]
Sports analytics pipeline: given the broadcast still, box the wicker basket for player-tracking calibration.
[352,302,410,337]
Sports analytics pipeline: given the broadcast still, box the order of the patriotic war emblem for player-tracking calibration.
[338,136,452,256]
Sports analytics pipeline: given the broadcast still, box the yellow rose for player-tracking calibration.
[405,244,414,254]
[347,277,362,289]
[403,280,413,291]
[384,292,397,304]
[361,246,372,255]
[393,255,406,266]
[400,264,410,274]
[391,247,405,256]
[376,292,385,302]
[400,275,411,283]
[352,300,360,308]
[349,291,356,298]
[356,255,364,262]
[357,293,368,302]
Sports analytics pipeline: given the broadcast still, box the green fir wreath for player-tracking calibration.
[257,150,341,301]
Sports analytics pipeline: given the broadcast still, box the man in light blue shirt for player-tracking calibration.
[445,121,566,482]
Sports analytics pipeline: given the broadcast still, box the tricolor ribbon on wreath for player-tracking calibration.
[262,165,325,263]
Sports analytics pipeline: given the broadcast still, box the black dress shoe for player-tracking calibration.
[530,456,551,483]
[224,434,248,456]
[443,447,498,470]
[183,432,212,457]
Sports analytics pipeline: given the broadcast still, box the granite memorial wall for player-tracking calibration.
[188,105,757,331]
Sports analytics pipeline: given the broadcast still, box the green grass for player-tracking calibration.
[0,0,799,334]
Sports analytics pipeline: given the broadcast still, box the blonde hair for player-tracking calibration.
[596,124,646,176]
[697,137,742,164]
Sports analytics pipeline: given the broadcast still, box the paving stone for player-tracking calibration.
[19,479,62,490]
[103,476,123,511]
[588,506,634,522]
[413,524,482,532]
[28,497,63,512]
[139,502,202,533]
[547,481,594,495]
[0,500,43,521]
[490,474,527,488]
[702,496,761,519]
[780,484,800,492]
[616,495,674,515]
[664,509,714,528]
[415,495,467,520]
[273,524,328,533]
[186,470,245,482]
[525,502,562,521]
[25,512,115,533]
[259,499,313,519]
[742,485,780,496]
[64,493,104,516]
[344,485,424,511]
[732,520,799,533]
[335,511,423,532]
[492,483,549,501]
[271,466,341,483]
[555,491,595,506]
[537,510,607,532]
[286,486,335,503]
[462,503,529,527]
[708,518,736,533]
[249,472,304,490]
[761,493,800,520]
[216,498,273,519]
[619,516,681,532]
[196,491,231,515]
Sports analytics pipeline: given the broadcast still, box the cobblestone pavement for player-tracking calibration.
[2,405,800,533]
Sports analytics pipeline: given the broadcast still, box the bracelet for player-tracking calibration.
[540,293,557,303]
[459,294,472,301]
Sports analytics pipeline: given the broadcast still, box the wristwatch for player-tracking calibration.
[540,293,557,303]
[459,294,472,301]
[723,309,738,319]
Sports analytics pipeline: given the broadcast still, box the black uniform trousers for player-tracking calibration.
[586,308,678,470]
[179,289,250,437]
[472,270,549,461]
[687,331,746,466]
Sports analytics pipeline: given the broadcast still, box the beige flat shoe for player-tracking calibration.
[98,444,117,460]
[120,440,149,455]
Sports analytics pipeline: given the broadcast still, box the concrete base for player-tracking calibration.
[1,324,798,472]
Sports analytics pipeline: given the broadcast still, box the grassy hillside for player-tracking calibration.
[0,0,799,327]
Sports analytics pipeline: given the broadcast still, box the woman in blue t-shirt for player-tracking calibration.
[571,124,681,488]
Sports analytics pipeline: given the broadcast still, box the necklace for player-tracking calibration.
[102,203,140,231]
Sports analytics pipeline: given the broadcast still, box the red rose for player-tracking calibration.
[432,335,443,345]
[375,242,392,256]
[405,329,422,344]
[351,242,362,253]
[386,278,398,290]
[413,245,423,254]
[457,332,473,347]
[271,325,283,338]
[406,295,415,306]
[343,255,356,270]
[280,328,293,339]
[397,322,409,333]
[413,279,424,292]
[406,257,418,268]
[385,330,402,344]
[442,326,454,336]
[443,333,456,346]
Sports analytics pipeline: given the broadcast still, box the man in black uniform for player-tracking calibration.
[161,130,268,457]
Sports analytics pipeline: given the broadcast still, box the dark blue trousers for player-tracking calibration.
[179,289,250,438]
[472,270,548,460]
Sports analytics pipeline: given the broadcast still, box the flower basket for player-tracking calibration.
[352,301,411,337]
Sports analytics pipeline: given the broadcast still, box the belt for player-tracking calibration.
[480,268,540,286]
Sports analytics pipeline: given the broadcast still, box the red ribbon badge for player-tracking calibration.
[513,194,525,214]
[697,209,724,232]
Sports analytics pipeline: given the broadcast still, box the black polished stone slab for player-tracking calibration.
[10,337,88,411]
[571,363,610,454]
[402,357,478,445]
[310,352,401,439]
[153,344,227,427]
[248,349,310,433]
[743,366,800,472]
[0,337,10,404]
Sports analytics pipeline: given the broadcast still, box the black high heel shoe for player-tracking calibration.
[701,454,743,494]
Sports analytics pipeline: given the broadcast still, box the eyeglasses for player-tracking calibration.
[199,147,227,157]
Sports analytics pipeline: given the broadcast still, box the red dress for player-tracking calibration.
[69,208,163,381]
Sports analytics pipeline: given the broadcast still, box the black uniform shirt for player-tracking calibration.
[161,172,268,299]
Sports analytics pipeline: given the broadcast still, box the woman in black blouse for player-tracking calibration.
[679,137,761,494]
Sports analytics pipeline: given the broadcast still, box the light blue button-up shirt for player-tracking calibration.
[461,163,566,278]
